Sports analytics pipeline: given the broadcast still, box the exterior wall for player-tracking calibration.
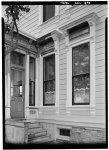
[7,5,107,129]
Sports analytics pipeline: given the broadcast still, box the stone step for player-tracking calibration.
[28,135,53,144]
[28,127,43,134]
[28,130,47,139]
[28,123,41,129]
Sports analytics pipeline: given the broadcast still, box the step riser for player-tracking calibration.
[28,136,50,143]
[29,139,53,144]
[28,131,47,139]
[29,123,40,129]
[28,127,43,134]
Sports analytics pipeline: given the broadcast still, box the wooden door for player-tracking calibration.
[10,69,25,118]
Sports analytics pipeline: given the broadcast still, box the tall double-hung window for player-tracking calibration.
[43,54,55,105]
[69,22,90,105]
[72,42,90,104]
[43,5,55,22]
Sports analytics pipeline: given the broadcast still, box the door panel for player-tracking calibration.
[10,69,25,118]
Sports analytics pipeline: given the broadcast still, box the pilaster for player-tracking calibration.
[25,54,30,119]
[51,30,62,115]
[5,52,11,119]
[88,20,96,116]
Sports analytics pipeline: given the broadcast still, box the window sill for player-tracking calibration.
[26,106,38,109]
[38,106,56,109]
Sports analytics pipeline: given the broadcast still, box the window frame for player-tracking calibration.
[72,42,90,105]
[43,5,55,22]
[43,53,55,106]
[39,5,59,25]
[29,57,35,106]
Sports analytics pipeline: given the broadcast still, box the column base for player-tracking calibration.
[5,106,11,119]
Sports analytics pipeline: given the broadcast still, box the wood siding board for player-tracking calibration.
[96,84,105,92]
[60,95,66,100]
[95,60,105,67]
[96,41,105,49]
[95,66,105,73]
[96,22,105,31]
[95,34,105,43]
[96,98,105,104]
[96,28,105,37]
[95,72,105,79]
[96,103,105,110]
[95,78,105,85]
[96,53,105,61]
[96,91,105,98]
[96,47,105,54]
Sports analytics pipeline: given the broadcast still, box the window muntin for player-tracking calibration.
[29,57,35,106]
[43,5,55,22]
[43,54,55,105]
[72,42,90,104]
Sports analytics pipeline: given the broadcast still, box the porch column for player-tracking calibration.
[25,54,30,119]
[5,53,11,119]
[35,56,39,107]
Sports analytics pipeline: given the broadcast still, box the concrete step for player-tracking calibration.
[28,130,47,139]
[28,135,53,144]
[28,127,43,134]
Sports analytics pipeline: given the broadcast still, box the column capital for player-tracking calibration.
[87,13,99,26]
[88,20,95,27]
[51,29,63,40]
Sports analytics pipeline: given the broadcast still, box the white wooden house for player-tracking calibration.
[4,4,107,144]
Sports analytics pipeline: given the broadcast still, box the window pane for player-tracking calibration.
[29,57,35,106]
[73,42,90,76]
[73,75,90,103]
[44,55,55,81]
[43,5,55,22]
[29,57,35,81]
[11,69,23,97]
[29,81,35,106]
[11,52,24,66]
[44,91,55,105]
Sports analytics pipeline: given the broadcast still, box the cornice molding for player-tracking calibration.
[5,33,38,55]
[59,12,99,32]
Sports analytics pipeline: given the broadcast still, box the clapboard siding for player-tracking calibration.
[96,78,105,86]
[96,60,105,67]
[16,5,107,128]
[96,47,105,55]
[96,84,105,92]
[95,72,105,79]
[60,79,66,85]
[96,28,105,37]
[95,34,105,43]
[95,66,105,73]
[96,98,105,104]
[96,22,105,31]
[96,91,105,98]
[58,5,106,127]
[96,53,105,61]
